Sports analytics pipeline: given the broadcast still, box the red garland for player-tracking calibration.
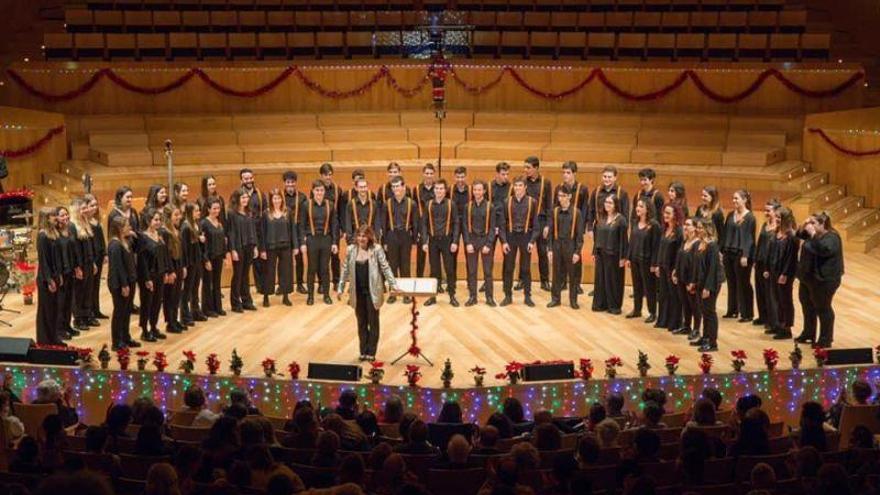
[450,66,509,95]
[1,125,65,159]
[195,66,295,98]
[408,298,420,357]
[808,128,880,157]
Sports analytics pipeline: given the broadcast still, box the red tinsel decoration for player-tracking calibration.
[0,126,65,159]
[808,128,880,157]
[407,298,420,357]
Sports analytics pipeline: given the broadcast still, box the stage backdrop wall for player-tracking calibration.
[4,363,879,428]
[804,106,880,208]
[0,106,66,191]
[0,61,864,116]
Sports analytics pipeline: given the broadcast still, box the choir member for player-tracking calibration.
[451,167,470,282]
[694,217,724,352]
[490,162,511,277]
[421,179,460,307]
[653,204,683,330]
[137,208,170,342]
[180,202,207,325]
[673,218,701,340]
[554,161,589,295]
[463,180,496,307]
[141,184,169,226]
[795,213,843,348]
[767,206,799,340]
[261,189,298,307]
[384,176,419,305]
[283,171,308,294]
[588,166,631,234]
[107,216,139,350]
[412,163,436,279]
[377,162,405,204]
[55,206,76,340]
[197,175,226,225]
[200,198,226,317]
[300,179,339,306]
[69,198,98,331]
[523,157,553,292]
[172,182,190,209]
[754,199,781,331]
[85,194,108,320]
[161,205,185,333]
[592,194,628,314]
[667,181,689,218]
[721,190,756,322]
[631,168,665,228]
[547,185,585,309]
[339,169,371,224]
[626,199,660,322]
[695,186,725,248]
[36,208,62,345]
[500,177,539,307]
[228,190,259,313]
[317,163,341,289]
[344,177,383,249]
[239,168,267,295]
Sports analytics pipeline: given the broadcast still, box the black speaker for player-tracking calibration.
[826,348,874,366]
[307,362,363,382]
[522,362,575,382]
[29,347,80,366]
[0,337,33,362]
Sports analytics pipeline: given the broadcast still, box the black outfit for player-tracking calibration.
[284,190,307,289]
[54,232,75,338]
[354,260,379,356]
[421,198,460,300]
[626,220,661,317]
[196,195,227,226]
[696,241,725,348]
[107,239,136,347]
[36,232,61,345]
[769,232,799,335]
[384,196,419,280]
[654,227,683,330]
[695,207,726,246]
[242,187,267,294]
[300,199,339,299]
[180,222,204,324]
[675,239,701,333]
[525,175,553,285]
[320,183,341,286]
[412,183,434,278]
[592,214,628,313]
[796,229,843,346]
[137,232,171,336]
[108,208,141,310]
[754,222,776,326]
[228,210,258,311]
[587,185,631,231]
[721,211,756,319]
[548,205,585,306]
[69,224,96,328]
[554,182,590,291]
[200,218,226,316]
[343,196,383,244]
[161,229,184,330]
[490,180,511,250]
[90,222,107,318]
[631,188,665,226]
[463,199,496,301]
[500,195,539,301]
[261,211,298,296]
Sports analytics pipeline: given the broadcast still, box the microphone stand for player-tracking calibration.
[164,139,174,192]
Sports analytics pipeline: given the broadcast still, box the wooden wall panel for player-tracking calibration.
[0,106,66,190]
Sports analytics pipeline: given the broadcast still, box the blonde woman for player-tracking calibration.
[161,205,185,334]
[107,216,139,350]
[85,194,108,321]
[36,208,62,345]
[55,206,77,340]
[69,198,98,331]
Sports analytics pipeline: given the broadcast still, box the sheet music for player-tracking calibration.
[394,278,438,297]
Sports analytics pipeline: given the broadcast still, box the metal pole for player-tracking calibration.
[164,139,174,193]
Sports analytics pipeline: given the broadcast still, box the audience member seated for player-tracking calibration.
[728,408,770,457]
[639,401,667,429]
[381,396,404,426]
[375,453,417,495]
[226,388,260,417]
[532,423,562,451]
[323,413,369,451]
[435,434,473,469]
[502,398,533,436]
[486,412,514,440]
[356,410,380,444]
[817,463,854,495]
[172,444,202,494]
[198,416,240,480]
[183,385,220,427]
[240,416,267,451]
[849,424,876,449]
[84,425,122,481]
[586,402,607,432]
[247,444,296,489]
[510,442,540,474]
[829,379,873,429]
[430,401,476,451]
[267,472,305,495]
[684,398,724,431]
[103,403,133,452]
[9,435,46,474]
[734,394,763,427]
[677,428,717,486]
[144,462,179,495]
[367,442,393,471]
[596,417,621,448]
[398,412,419,443]
[135,424,172,457]
[702,387,724,412]
[792,401,835,452]
[478,456,531,495]
[791,444,822,492]
[130,397,155,426]
[34,379,79,428]
[337,453,367,488]
[473,425,502,455]
[312,430,342,468]
[335,390,359,421]
[575,433,601,468]
[40,414,68,471]
[632,428,661,464]
[607,393,626,422]
[282,407,319,449]
[747,462,776,495]
[36,471,113,495]
[394,420,439,455]
[0,390,24,445]
[545,455,579,495]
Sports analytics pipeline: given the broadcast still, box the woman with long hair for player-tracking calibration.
[85,194,108,321]
[54,206,76,341]
[337,225,399,362]
[180,202,207,325]
[695,186,724,245]
[591,194,628,314]
[108,186,141,312]
[228,190,258,313]
[36,208,62,345]
[625,198,660,322]
[198,176,226,225]
[754,199,781,331]
[653,204,683,331]
[795,212,843,348]
[107,216,139,350]
[161,205,185,334]
[200,198,226,317]
[69,198,98,332]
[721,190,756,322]
[172,182,190,209]
[767,206,799,340]
[694,217,724,352]
[668,181,689,218]
[137,208,171,343]
[673,217,701,341]
[141,185,169,227]
[261,188,297,307]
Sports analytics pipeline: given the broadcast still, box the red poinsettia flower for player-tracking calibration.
[665,355,680,366]
[371,361,385,369]
[814,348,829,359]
[469,366,486,375]
[136,351,150,358]
[731,350,747,360]
[183,350,196,362]
[605,357,623,367]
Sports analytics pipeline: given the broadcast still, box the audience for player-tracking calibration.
[794,401,834,452]
[394,420,439,455]
[435,434,472,469]
[9,435,45,474]
[747,462,776,495]
[381,396,403,425]
[640,401,667,429]
[486,412,514,440]
[83,425,122,481]
[311,430,342,468]
[335,390,358,421]
[33,380,78,428]
[0,390,24,445]
[606,393,626,421]
[474,425,502,455]
[575,434,601,468]
[183,386,220,427]
[728,408,770,457]
[595,417,621,448]
[144,462,180,495]
[532,423,562,451]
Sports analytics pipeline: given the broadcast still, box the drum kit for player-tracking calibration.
[0,211,31,325]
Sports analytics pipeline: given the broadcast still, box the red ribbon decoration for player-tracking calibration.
[6,66,864,103]
[1,125,65,159]
[808,128,880,157]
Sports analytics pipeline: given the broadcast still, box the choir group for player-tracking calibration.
[33,157,845,356]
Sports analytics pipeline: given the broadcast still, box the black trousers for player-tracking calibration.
[428,235,456,297]
[536,235,550,284]
[416,236,427,277]
[755,262,771,323]
[466,235,494,299]
[799,278,839,344]
[265,247,293,295]
[701,289,719,345]
[723,252,754,318]
[331,251,340,285]
[202,256,224,314]
[294,249,305,286]
[355,291,380,356]
[181,262,201,321]
[593,252,624,312]
[630,258,656,316]
[37,280,59,345]
[138,276,163,331]
[385,230,413,278]
[773,275,795,330]
[307,235,332,296]
[550,240,578,304]
[252,257,265,294]
[656,267,681,329]
[73,267,95,322]
[722,251,739,316]
[231,245,255,309]
[503,232,532,297]
[679,283,701,331]
[92,259,104,317]
[110,285,133,346]
[57,273,74,333]
[163,267,183,327]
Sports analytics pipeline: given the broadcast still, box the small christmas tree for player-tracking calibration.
[790,343,803,370]
[230,349,244,376]
[441,359,454,388]
[98,345,111,370]
[637,351,650,377]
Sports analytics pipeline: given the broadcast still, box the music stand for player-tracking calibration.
[0,289,20,327]
[390,277,438,366]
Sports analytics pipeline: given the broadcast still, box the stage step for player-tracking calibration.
[89,146,154,167]
[322,127,409,143]
[150,145,244,166]
[465,128,551,143]
[473,112,558,129]
[88,132,149,148]
[773,160,811,181]
[407,127,467,143]
[541,145,633,163]
[400,110,474,128]
[329,143,419,161]
[318,112,400,128]
[236,129,325,145]
[838,208,880,242]
[242,145,332,163]
[822,196,865,224]
[550,129,637,146]
[637,129,728,148]
[148,131,239,147]
[31,184,73,208]
[790,183,848,218]
[786,171,828,193]
[721,147,785,167]
[630,147,724,166]
[556,112,642,129]
[145,115,234,132]
[848,223,880,253]
[231,113,318,129]
[455,142,549,161]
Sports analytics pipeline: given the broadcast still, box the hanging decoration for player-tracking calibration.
[0,125,65,159]
[807,128,880,157]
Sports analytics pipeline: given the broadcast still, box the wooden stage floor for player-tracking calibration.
[3,252,879,387]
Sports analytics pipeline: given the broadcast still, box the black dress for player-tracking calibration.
[90,222,107,318]
[626,220,660,317]
[696,241,724,347]
[654,227,683,331]
[592,214,628,313]
[137,232,171,334]
[200,217,226,315]
[54,232,75,337]
[161,229,184,331]
[69,223,96,327]
[36,232,61,345]
[769,233,800,334]
[796,230,843,346]
[721,211,756,319]
[107,239,137,347]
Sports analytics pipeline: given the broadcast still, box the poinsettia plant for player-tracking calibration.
[116,347,131,371]
[404,364,422,387]
[731,350,747,372]
[153,352,168,372]
[179,350,196,374]
[368,361,385,384]
[814,347,829,367]
[579,359,594,381]
[288,361,301,380]
[699,353,713,374]
[262,358,277,378]
[136,351,150,371]
[605,357,623,379]
[206,353,221,375]
[76,348,94,369]
[763,348,779,371]
[665,355,680,376]
[495,361,524,385]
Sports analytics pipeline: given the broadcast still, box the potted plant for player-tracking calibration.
[98,344,111,370]
[665,355,679,376]
[763,348,779,372]
[789,344,803,370]
[604,357,623,379]
[135,351,150,371]
[579,359,594,381]
[731,350,747,373]
[153,352,168,372]
[441,359,454,388]
[76,348,94,370]
[368,361,385,384]
[230,349,243,376]
[814,347,829,368]
[116,347,131,371]
[262,358,277,378]
[699,353,713,374]
[496,361,524,385]
[288,361,301,380]
[469,366,486,387]
[404,365,422,387]
[179,350,196,374]
[206,353,221,375]
[637,351,651,377]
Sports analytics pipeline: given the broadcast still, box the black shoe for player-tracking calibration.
[126,340,141,348]
[524,297,535,307]
[540,281,551,292]
[773,331,793,340]
[738,317,753,323]
[68,328,81,337]
[388,295,397,304]
[479,282,487,293]
[323,295,333,305]
[232,307,244,313]
[167,325,183,334]
[486,297,497,307]
[141,332,157,343]
[687,330,701,341]
[306,296,314,306]
[297,284,308,295]
[608,308,622,315]
[152,329,167,340]
[131,304,140,313]
[275,287,282,296]
[95,312,109,319]
[74,322,90,331]
[764,327,778,335]
[570,301,580,310]
[424,297,437,306]
[283,296,292,306]
[577,286,584,295]
[752,319,765,326]
[203,311,218,318]
[500,296,512,307]
[625,311,641,319]
[794,334,813,344]
[449,296,460,307]
[87,318,101,327]
[514,281,523,291]
[403,296,412,304]
[645,314,656,324]
[690,338,705,347]
[217,310,227,316]
[593,306,607,312]
[672,327,690,335]
[192,312,207,322]
[263,296,270,308]
[243,304,257,311]
[816,340,833,349]
[465,297,477,307]
[722,312,738,319]
[112,343,125,351]
[547,300,561,308]
[699,343,718,352]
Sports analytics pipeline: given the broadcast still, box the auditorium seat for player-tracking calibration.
[43,33,74,59]
[107,33,138,59]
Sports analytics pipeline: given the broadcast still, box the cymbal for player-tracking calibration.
[11,212,33,220]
